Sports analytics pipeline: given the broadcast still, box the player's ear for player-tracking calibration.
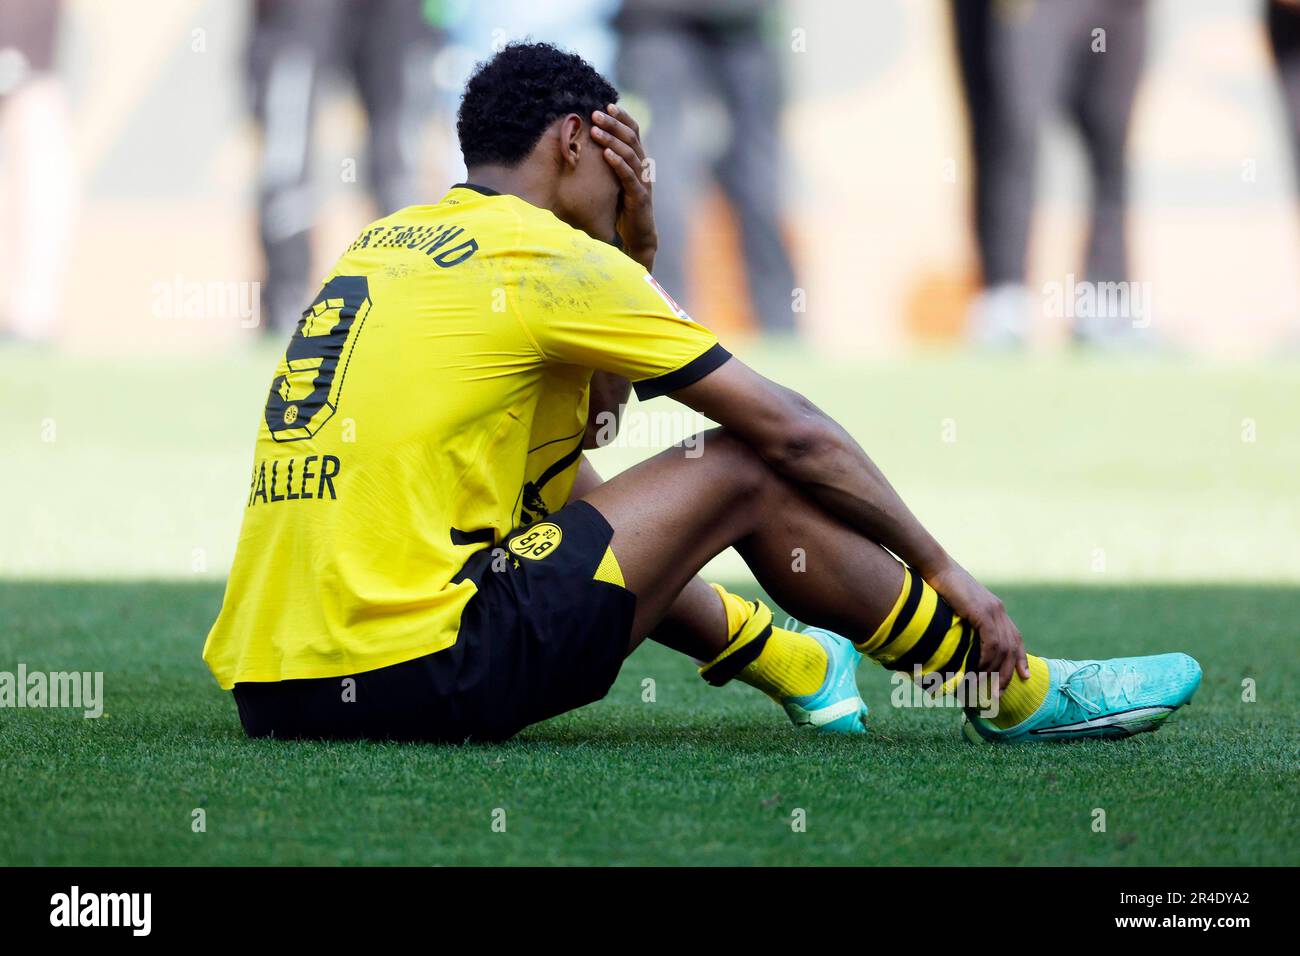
[556,113,584,170]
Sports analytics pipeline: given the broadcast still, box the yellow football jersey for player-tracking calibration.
[202,184,729,689]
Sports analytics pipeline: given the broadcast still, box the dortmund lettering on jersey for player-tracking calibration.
[203,184,729,689]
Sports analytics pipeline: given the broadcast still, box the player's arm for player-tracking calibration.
[580,104,648,452]
[670,357,1030,686]
[592,104,656,273]
[584,371,631,449]
[569,455,605,500]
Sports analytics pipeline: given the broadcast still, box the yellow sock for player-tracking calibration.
[860,565,1050,727]
[989,655,1051,728]
[698,584,827,699]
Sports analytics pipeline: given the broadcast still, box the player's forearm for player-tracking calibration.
[671,360,953,578]
[569,455,605,501]
[584,372,632,449]
[804,457,950,577]
[761,400,950,578]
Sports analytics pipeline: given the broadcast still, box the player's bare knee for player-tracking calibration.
[696,427,777,502]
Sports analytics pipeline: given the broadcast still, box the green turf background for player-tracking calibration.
[2,346,1298,865]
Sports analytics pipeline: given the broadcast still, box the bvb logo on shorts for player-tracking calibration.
[508,523,562,560]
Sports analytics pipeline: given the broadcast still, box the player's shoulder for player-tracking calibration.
[537,228,674,318]
[427,185,627,265]
[508,198,628,265]
[428,186,679,310]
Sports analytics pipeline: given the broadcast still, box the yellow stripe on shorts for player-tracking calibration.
[593,546,625,588]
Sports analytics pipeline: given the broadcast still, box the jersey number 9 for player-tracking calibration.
[264,275,371,442]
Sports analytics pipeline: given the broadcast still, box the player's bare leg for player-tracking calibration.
[582,429,904,648]
[581,429,906,733]
[583,428,1200,743]
[581,449,864,720]
[577,439,899,658]
[571,456,729,662]
[579,455,852,717]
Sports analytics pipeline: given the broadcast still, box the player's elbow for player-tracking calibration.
[584,408,619,449]
[769,426,822,467]
[762,392,836,471]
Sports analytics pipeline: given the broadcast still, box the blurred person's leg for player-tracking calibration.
[1061,0,1150,347]
[349,0,439,215]
[966,0,1076,345]
[1069,0,1148,292]
[710,24,798,335]
[249,0,342,335]
[616,19,712,304]
[0,0,73,343]
[951,0,993,230]
[1268,0,1300,193]
[952,0,1028,346]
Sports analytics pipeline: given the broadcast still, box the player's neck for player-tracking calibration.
[463,165,557,214]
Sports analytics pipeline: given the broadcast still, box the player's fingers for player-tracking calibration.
[971,628,990,670]
[1014,629,1030,681]
[602,147,648,201]
[592,132,647,191]
[592,109,645,160]
[998,641,1016,694]
[984,660,1003,699]
[592,125,644,181]
[979,633,1004,696]
[606,102,641,139]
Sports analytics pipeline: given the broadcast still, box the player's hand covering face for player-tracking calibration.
[591,103,657,272]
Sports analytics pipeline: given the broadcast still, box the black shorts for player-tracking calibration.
[232,500,637,743]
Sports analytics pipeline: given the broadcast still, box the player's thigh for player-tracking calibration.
[579,428,768,637]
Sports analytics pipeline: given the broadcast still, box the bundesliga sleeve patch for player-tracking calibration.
[644,274,690,319]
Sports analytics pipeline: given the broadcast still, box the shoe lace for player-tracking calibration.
[1058,662,1104,717]
[1056,660,1141,723]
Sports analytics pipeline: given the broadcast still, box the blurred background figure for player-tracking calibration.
[4,0,1299,583]
[615,0,799,335]
[0,0,75,344]
[249,0,443,335]
[951,0,1150,348]
[436,0,620,180]
[1268,0,1300,204]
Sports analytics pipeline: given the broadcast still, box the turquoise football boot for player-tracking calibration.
[961,653,1201,743]
[780,626,869,734]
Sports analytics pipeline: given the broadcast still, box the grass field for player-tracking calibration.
[2,346,1299,865]
[2,581,1297,866]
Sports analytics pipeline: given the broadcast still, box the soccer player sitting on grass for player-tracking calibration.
[203,42,1201,744]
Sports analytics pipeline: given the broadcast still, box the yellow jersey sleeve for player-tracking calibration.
[514,238,731,400]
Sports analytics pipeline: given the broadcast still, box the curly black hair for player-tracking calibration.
[457,41,619,168]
